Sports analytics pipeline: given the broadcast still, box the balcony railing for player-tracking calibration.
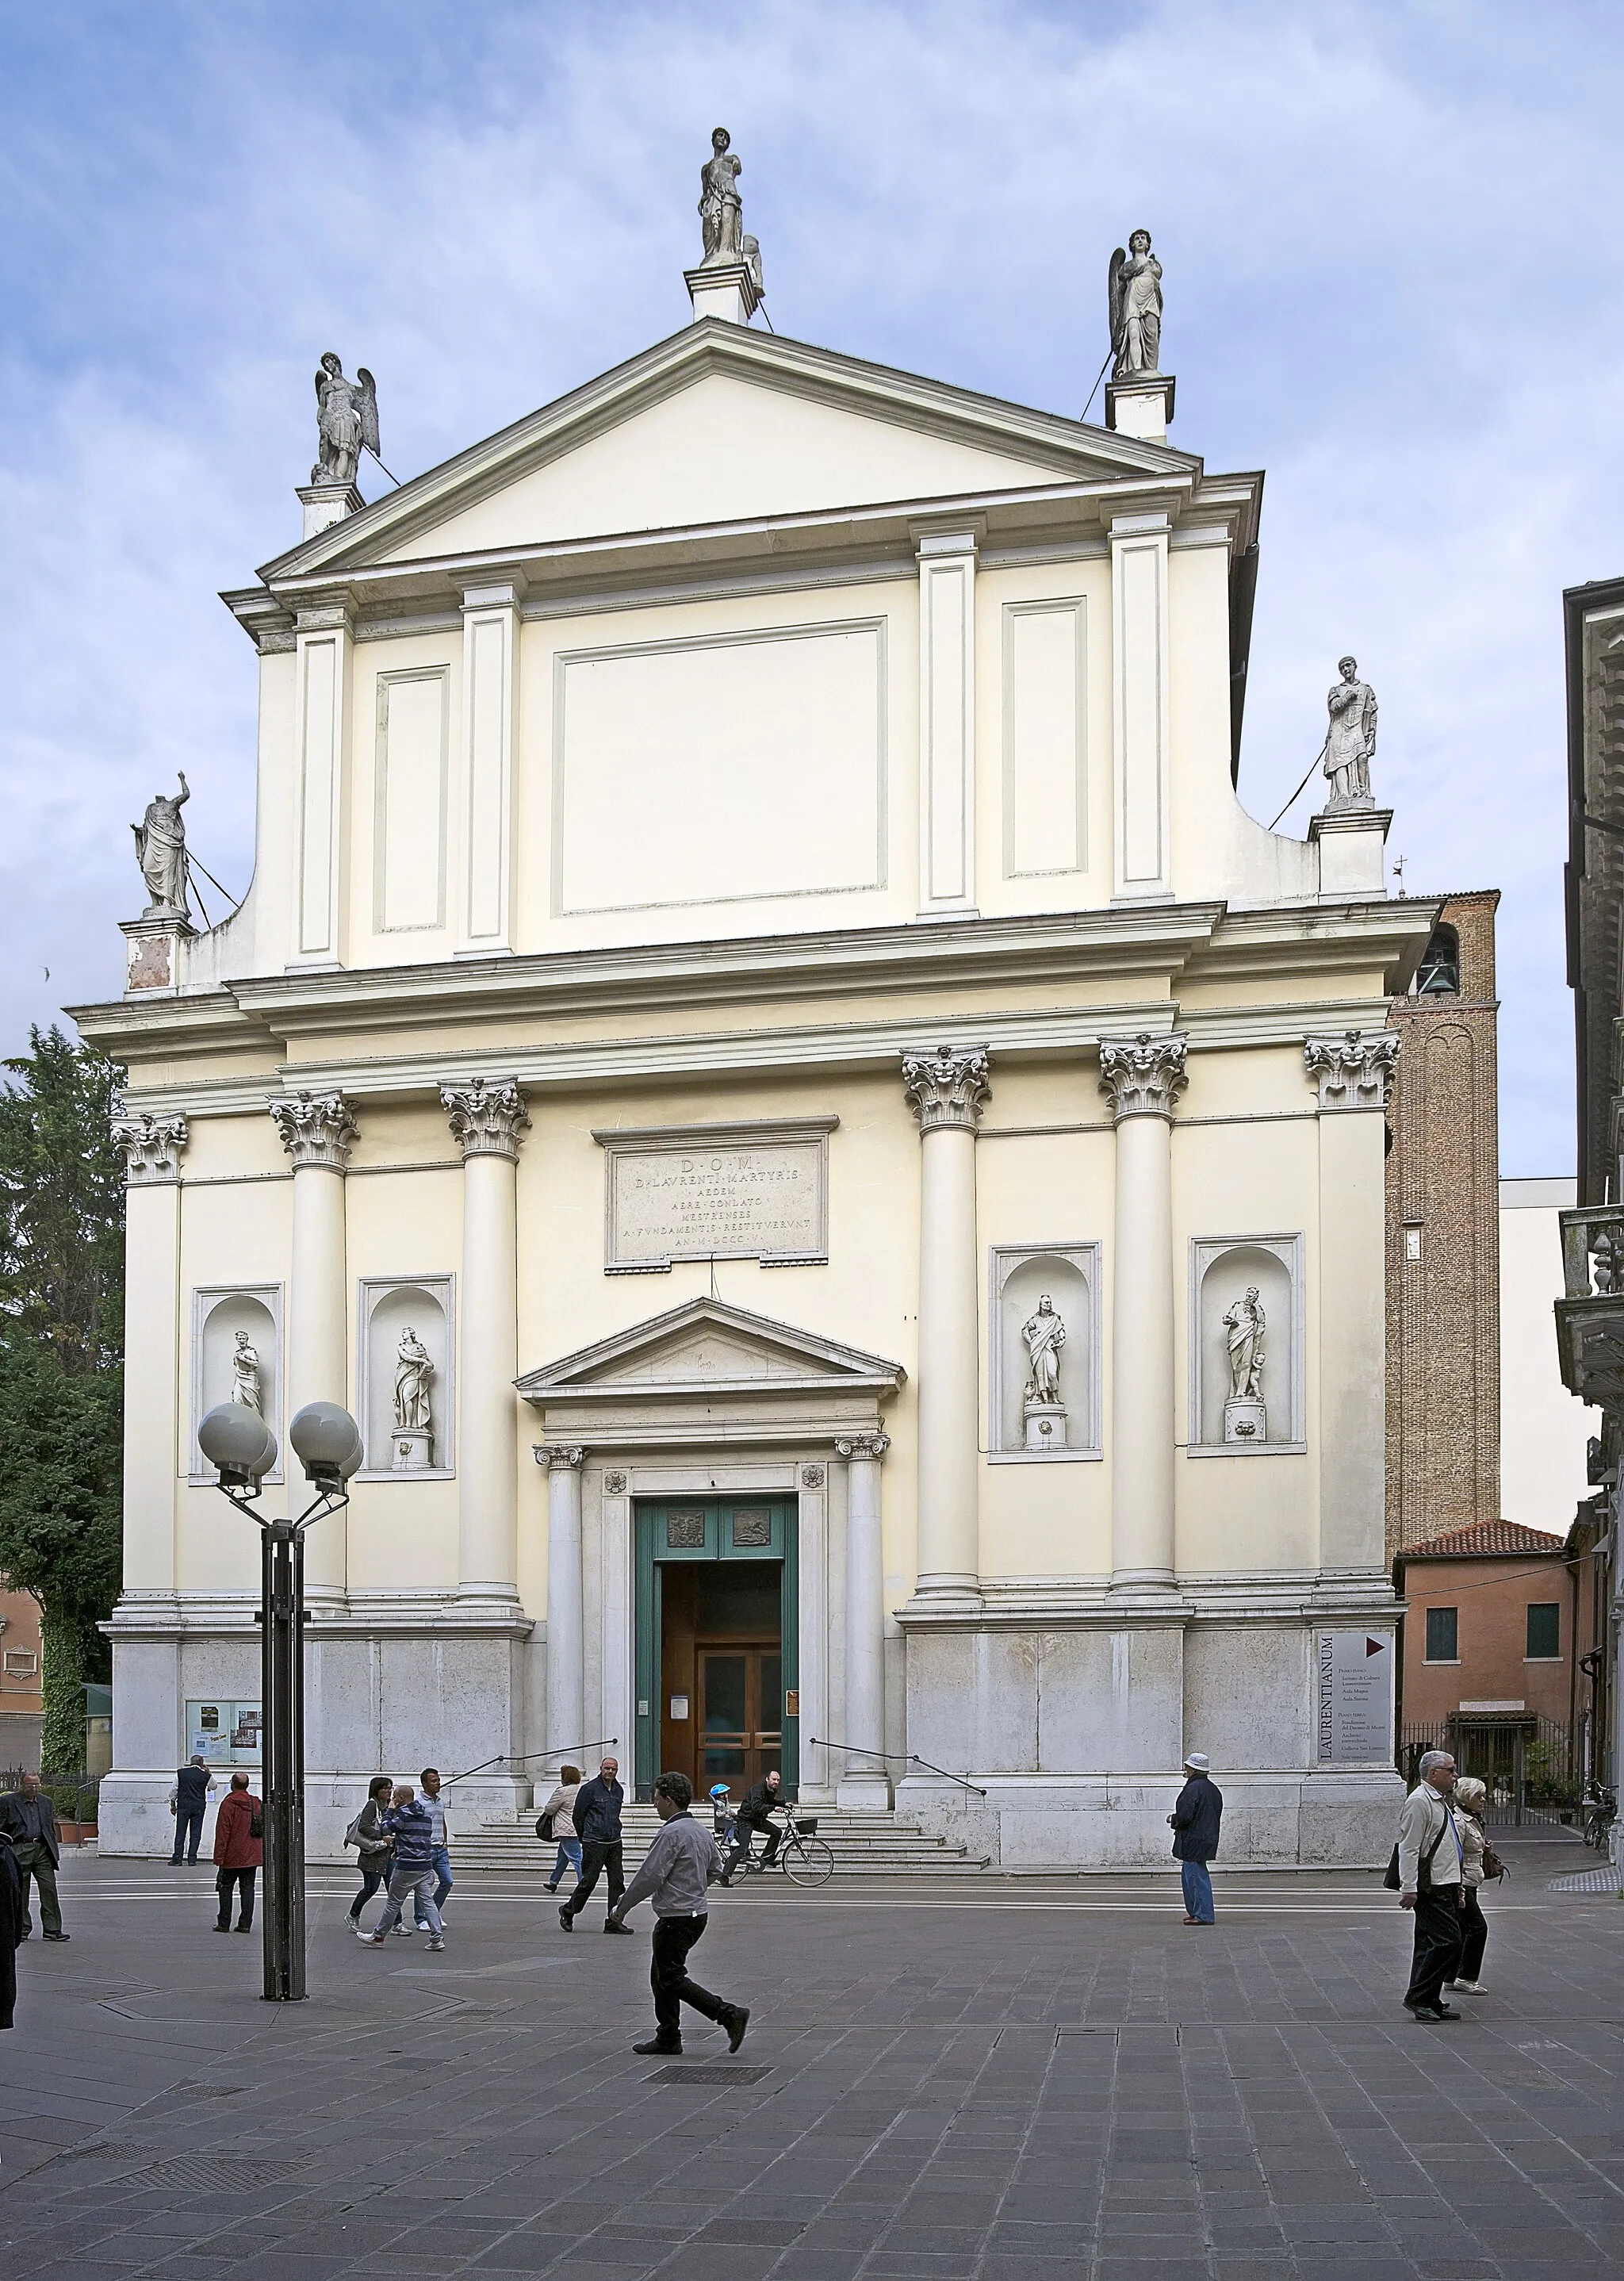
[1557,1205,1624,1408]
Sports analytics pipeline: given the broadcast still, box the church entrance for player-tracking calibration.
[633,1498,798,1801]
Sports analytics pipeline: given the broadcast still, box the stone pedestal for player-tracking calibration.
[1105,373,1175,443]
[685,261,760,325]
[1023,1402,1067,1451]
[1224,1397,1266,1446]
[391,1428,433,1472]
[297,481,363,539]
[121,914,194,995]
[1310,804,1392,899]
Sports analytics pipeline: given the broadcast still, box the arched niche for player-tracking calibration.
[1189,1236,1304,1452]
[358,1275,454,1476]
[988,1243,1101,1459]
[190,1286,282,1480]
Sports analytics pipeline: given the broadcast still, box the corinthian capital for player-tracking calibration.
[1304,1029,1400,1112]
[1099,1032,1189,1123]
[441,1075,531,1162]
[902,1044,991,1133]
[269,1091,358,1170]
[112,1110,189,1185]
[836,1432,891,1463]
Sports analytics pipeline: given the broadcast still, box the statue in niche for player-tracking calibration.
[1223,1288,1266,1404]
[312,353,379,487]
[1323,657,1378,809]
[1109,230,1163,378]
[698,127,745,266]
[131,773,190,918]
[230,1330,262,1414]
[393,1327,434,1436]
[1021,1294,1067,1409]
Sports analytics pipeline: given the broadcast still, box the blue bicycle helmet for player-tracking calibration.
[708,1783,731,1799]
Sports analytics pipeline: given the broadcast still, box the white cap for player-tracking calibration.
[1183,1751,1210,1772]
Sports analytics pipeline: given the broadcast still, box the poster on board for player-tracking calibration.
[1316,1631,1393,1763]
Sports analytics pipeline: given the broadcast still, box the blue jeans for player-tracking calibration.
[547,1838,583,1890]
[1181,1859,1215,1923]
[413,1845,452,1923]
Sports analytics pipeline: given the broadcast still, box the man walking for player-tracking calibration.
[560,1755,634,1934]
[1397,1748,1465,2022]
[0,1773,67,1942]
[168,1754,214,1865]
[608,1771,749,2057]
[211,1770,262,1933]
[411,1765,453,1932]
[1169,1752,1223,1925]
[366,1785,445,1949]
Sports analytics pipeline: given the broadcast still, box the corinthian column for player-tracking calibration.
[836,1432,891,1806]
[1098,1033,1188,1590]
[270,1091,358,1598]
[535,1443,584,1761]
[902,1045,990,1601]
[442,1077,530,1608]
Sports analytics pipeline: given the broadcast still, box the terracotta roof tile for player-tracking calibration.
[1399,1520,1570,1562]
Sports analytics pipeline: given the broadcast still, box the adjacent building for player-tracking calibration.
[79,178,1463,1867]
[0,1583,44,1773]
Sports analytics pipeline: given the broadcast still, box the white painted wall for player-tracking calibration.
[1499,1176,1595,1533]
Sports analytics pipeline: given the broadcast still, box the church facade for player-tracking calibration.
[81,212,1427,1867]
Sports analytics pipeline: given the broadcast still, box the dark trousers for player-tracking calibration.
[14,1841,62,1937]
[565,1838,625,1919]
[347,1865,387,1921]
[730,1811,781,1869]
[171,1802,205,1864]
[1403,1884,1461,2009]
[215,1865,255,1928]
[1456,1887,1488,1982]
[650,1912,729,2043]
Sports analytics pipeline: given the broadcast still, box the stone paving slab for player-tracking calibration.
[0,1834,1618,2280]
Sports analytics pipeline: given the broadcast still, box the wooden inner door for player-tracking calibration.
[659,1558,781,1794]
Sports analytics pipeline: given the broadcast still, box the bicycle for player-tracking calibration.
[1580,1783,1616,1851]
[722,1808,835,1888]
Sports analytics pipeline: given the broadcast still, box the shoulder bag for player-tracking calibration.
[1384,1807,1448,1892]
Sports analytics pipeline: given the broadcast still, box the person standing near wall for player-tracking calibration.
[169,1755,213,1865]
[1169,1753,1223,1925]
[211,1770,262,1934]
[0,1773,67,1941]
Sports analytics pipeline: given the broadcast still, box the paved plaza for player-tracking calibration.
[1,1831,1619,2281]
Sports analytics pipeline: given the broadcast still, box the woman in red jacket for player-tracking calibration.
[212,1770,263,1934]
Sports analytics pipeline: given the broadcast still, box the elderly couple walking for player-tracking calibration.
[1396,1749,1495,2022]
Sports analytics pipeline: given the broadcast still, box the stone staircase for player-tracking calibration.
[454,1804,991,1880]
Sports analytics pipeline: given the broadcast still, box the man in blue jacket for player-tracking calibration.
[560,1755,634,1934]
[1169,1752,1223,1925]
[365,1785,445,1949]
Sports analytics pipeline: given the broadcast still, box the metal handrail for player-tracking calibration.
[442,1741,619,1788]
[808,1736,988,1799]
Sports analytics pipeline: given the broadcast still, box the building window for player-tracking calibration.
[1415,923,1461,995]
[1526,1603,1561,1660]
[1424,1606,1458,1662]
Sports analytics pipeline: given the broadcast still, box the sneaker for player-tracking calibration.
[558,1907,573,1931]
[366,1933,389,1946]
[393,1923,415,1937]
[633,2037,683,2056]
[42,1931,70,1942]
[428,1936,446,1951]
[354,1926,374,1940]
[1453,1979,1486,1993]
[721,2005,750,2053]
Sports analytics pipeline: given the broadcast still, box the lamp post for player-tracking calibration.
[197,1397,362,2002]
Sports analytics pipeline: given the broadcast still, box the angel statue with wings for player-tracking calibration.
[312,353,379,487]
[1108,231,1163,379]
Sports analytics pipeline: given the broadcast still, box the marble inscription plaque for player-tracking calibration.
[599,1121,833,1271]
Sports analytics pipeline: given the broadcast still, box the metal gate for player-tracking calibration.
[1399,1715,1575,1828]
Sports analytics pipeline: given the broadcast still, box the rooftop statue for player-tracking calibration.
[1323,657,1378,809]
[699,127,745,267]
[132,772,190,918]
[312,353,379,488]
[1109,230,1163,379]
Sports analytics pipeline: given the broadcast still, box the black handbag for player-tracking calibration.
[535,1811,555,1841]
[1385,1812,1446,1892]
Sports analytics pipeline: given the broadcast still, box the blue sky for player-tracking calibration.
[2,0,1620,1170]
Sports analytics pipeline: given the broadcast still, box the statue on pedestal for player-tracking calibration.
[1109,231,1163,378]
[230,1331,262,1415]
[131,774,190,918]
[312,354,379,487]
[1323,657,1378,809]
[1223,1289,1266,1403]
[393,1328,434,1437]
[1020,1294,1068,1449]
[699,127,744,266]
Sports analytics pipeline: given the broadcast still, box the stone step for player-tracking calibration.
[459,1807,990,1877]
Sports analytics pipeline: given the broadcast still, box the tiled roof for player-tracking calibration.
[1399,1520,1570,1562]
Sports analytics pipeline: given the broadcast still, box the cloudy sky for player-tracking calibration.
[1,0,1618,1170]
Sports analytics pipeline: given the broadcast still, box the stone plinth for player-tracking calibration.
[1105,372,1175,443]
[391,1428,433,1472]
[121,914,193,995]
[1024,1401,1067,1451]
[1224,1396,1266,1446]
[685,260,760,325]
[1310,803,1392,899]
[297,480,363,539]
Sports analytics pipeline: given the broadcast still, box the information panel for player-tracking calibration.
[598,1119,836,1273]
[1316,1631,1393,1763]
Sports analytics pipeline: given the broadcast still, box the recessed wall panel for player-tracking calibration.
[374,670,447,933]
[1003,599,1086,877]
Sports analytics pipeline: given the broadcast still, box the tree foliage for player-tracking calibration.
[0,1026,124,1769]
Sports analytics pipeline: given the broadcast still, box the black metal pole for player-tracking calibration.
[261,1519,306,2001]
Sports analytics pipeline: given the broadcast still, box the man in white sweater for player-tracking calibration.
[609,1771,750,2057]
[1396,1749,1465,2022]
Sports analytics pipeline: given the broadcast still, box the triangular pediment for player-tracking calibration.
[263,321,1197,581]
[516,1297,905,1405]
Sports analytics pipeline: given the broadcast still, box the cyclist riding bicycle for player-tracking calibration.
[720,1771,785,1882]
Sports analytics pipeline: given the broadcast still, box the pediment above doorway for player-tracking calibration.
[515,1295,905,1450]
